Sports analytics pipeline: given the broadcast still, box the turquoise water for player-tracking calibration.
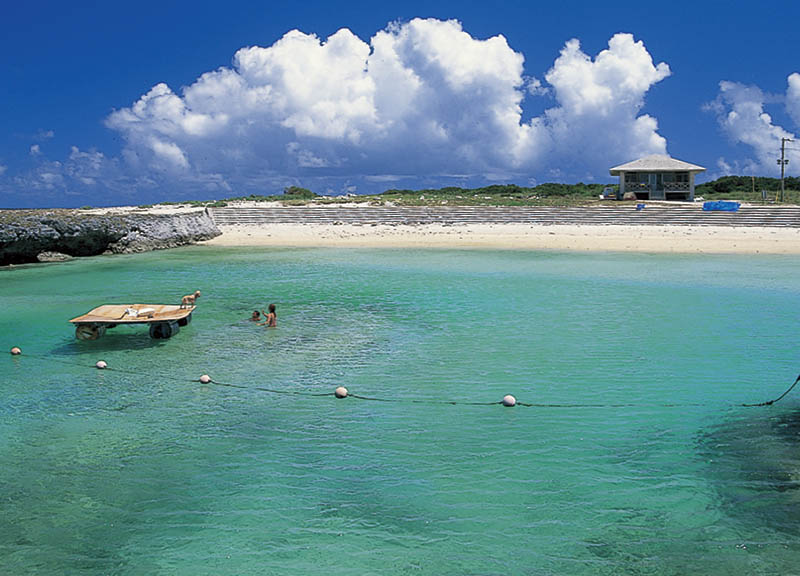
[1,246,800,575]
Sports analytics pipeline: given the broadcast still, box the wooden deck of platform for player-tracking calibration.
[70,304,194,325]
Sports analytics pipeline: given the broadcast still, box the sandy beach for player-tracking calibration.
[204,222,800,254]
[60,202,800,254]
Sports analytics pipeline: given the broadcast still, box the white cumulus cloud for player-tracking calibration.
[787,72,800,128]
[1,21,677,207]
[103,20,670,194]
[707,76,800,174]
[542,33,670,176]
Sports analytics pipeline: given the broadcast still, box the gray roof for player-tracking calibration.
[609,154,706,175]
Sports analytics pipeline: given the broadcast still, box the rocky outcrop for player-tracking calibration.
[0,208,220,265]
[107,210,221,254]
[37,251,73,262]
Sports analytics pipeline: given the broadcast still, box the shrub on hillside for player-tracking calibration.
[283,186,316,199]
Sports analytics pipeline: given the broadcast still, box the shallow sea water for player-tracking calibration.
[1,246,799,575]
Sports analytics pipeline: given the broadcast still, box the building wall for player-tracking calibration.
[616,170,698,201]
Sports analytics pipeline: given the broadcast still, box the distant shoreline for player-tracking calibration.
[201,202,800,254]
[4,203,800,263]
[204,222,800,254]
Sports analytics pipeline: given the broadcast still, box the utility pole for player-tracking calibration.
[778,137,792,202]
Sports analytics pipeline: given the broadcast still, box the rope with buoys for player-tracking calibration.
[196,376,333,398]
[9,351,800,409]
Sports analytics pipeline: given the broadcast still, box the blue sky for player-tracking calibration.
[2,0,800,207]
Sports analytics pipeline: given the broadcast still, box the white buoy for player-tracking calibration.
[502,394,517,407]
[334,386,348,398]
[199,374,211,384]
[10,347,21,356]
[95,360,107,369]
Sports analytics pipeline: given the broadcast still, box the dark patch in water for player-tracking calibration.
[49,331,165,356]
[696,406,800,534]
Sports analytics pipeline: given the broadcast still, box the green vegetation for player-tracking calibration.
[695,176,800,204]
[283,185,316,199]
[159,199,214,207]
[158,188,317,208]
[373,183,609,206]
[148,176,800,208]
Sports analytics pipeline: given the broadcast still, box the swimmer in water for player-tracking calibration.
[250,310,261,322]
[258,303,277,328]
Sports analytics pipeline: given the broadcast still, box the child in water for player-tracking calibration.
[250,310,261,322]
[259,304,277,328]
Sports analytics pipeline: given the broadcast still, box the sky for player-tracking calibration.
[2,0,800,208]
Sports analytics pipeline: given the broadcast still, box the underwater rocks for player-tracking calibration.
[0,208,221,265]
[696,407,800,535]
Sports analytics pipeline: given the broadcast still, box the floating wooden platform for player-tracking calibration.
[70,304,194,340]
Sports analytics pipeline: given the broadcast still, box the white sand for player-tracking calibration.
[203,223,800,254]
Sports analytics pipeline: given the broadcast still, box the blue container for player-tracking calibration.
[703,201,740,212]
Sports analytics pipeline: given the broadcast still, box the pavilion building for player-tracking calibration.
[609,154,706,201]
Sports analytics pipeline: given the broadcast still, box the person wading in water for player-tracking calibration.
[259,304,277,328]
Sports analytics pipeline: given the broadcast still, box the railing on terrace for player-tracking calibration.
[625,182,690,192]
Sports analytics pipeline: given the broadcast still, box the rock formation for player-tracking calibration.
[0,208,220,265]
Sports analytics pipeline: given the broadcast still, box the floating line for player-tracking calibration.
[348,392,500,406]
[741,374,800,407]
[11,353,800,410]
[203,378,333,398]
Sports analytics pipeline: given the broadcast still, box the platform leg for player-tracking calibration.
[75,324,106,340]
